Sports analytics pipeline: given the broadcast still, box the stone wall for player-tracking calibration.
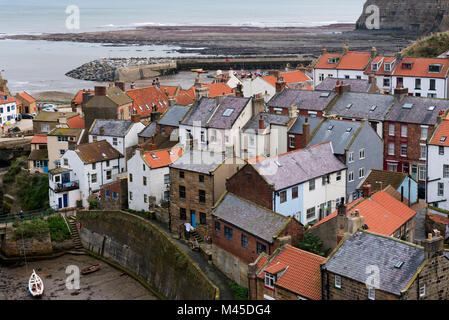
[211,244,250,288]
[77,210,219,300]
[1,227,53,257]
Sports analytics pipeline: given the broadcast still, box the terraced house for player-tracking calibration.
[0,92,18,126]
[47,128,84,170]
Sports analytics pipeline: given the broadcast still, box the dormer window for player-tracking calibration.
[428,64,442,73]
[264,273,276,289]
[402,63,413,70]
[371,63,378,72]
[328,57,337,64]
[384,63,391,72]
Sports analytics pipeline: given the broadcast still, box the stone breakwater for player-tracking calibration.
[65,57,172,82]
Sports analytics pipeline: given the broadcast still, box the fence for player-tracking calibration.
[0,208,56,225]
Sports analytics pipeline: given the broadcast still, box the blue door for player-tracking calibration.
[63,194,68,208]
[58,197,63,209]
[43,161,48,173]
[191,210,196,229]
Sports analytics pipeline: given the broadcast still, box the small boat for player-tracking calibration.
[81,264,101,275]
[28,269,44,297]
[191,68,207,73]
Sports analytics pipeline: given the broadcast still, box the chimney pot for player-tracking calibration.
[94,86,107,96]
[259,114,265,130]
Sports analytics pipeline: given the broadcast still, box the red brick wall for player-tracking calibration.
[268,107,289,115]
[298,109,323,117]
[252,277,301,300]
[156,124,176,136]
[226,164,274,211]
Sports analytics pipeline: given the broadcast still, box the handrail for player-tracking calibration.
[60,213,73,236]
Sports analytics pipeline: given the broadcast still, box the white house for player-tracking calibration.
[53,140,125,208]
[0,92,18,126]
[48,167,81,210]
[241,77,276,102]
[127,147,182,211]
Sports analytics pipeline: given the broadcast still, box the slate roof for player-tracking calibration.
[323,231,425,296]
[207,96,251,129]
[75,140,123,164]
[256,245,325,300]
[385,96,449,125]
[288,116,322,135]
[180,98,217,127]
[158,106,190,127]
[307,119,362,155]
[267,89,336,112]
[359,169,408,192]
[315,78,371,93]
[138,122,157,138]
[212,193,290,243]
[328,92,395,121]
[253,142,346,190]
[89,119,133,137]
[169,150,225,174]
[106,86,133,106]
[243,113,291,131]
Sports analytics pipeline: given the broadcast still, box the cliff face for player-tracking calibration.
[356,0,449,34]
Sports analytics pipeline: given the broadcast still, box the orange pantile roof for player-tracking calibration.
[126,85,169,117]
[31,135,47,144]
[262,70,311,89]
[430,115,449,147]
[257,245,325,300]
[160,85,195,106]
[72,89,94,106]
[142,147,182,169]
[160,85,178,97]
[17,91,35,104]
[175,91,195,106]
[246,156,267,164]
[312,191,416,236]
[428,212,449,225]
[315,53,342,69]
[0,92,16,105]
[393,57,449,78]
[336,51,372,70]
[365,56,396,75]
[201,83,234,98]
[67,115,85,129]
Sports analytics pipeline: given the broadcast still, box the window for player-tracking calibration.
[200,212,206,225]
[179,186,186,199]
[415,78,421,90]
[106,160,110,167]
[383,78,390,87]
[199,190,206,204]
[359,168,365,179]
[345,75,350,79]
[143,164,146,171]
[430,79,436,91]
[348,152,354,163]
[443,165,449,178]
[359,149,365,160]
[336,171,342,181]
[129,173,133,182]
[368,287,375,300]
[200,131,205,143]
[210,129,217,142]
[388,142,395,156]
[129,191,133,200]
[249,134,256,148]
[419,284,426,297]
[54,175,61,183]
[59,149,66,156]
[384,63,391,72]
[420,145,427,159]
[92,135,97,142]
[419,165,426,181]
[113,192,118,200]
[179,171,184,179]
[180,208,186,220]
[371,63,378,71]
[292,186,298,199]
[241,234,248,249]
[164,174,170,184]
[400,144,407,157]
[322,174,330,185]
[389,124,395,136]
[438,183,444,196]
[429,64,442,73]
[64,158,69,166]
[143,176,147,186]
[401,125,407,137]
[106,170,112,180]
[144,194,148,203]
[421,126,428,140]
[112,138,118,146]
[257,242,267,255]
[280,191,287,204]
[215,221,221,232]
[309,179,315,191]
[164,191,170,201]
[265,273,276,289]
[388,163,398,172]
[335,275,342,289]
[224,226,233,240]
[199,175,204,183]
[58,136,68,142]
[92,163,96,170]
[306,207,316,221]
[319,74,325,82]
[348,171,354,182]
[91,174,97,183]
[289,135,295,148]
[439,146,445,155]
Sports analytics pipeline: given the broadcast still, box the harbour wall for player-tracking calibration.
[77,210,219,300]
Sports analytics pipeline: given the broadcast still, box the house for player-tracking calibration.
[310,189,417,253]
[98,178,128,211]
[88,117,145,164]
[47,128,84,170]
[28,134,48,174]
[0,92,18,126]
[267,88,336,117]
[48,167,81,210]
[287,116,322,152]
[391,57,449,98]
[126,85,170,121]
[71,89,94,113]
[226,142,347,225]
[15,91,37,114]
[427,113,449,210]
[211,192,304,287]
[262,70,312,91]
[315,76,379,94]
[357,169,418,204]
[32,111,78,134]
[321,230,449,300]
[249,244,325,300]
[383,90,449,196]
[179,96,258,157]
[83,85,134,138]
[241,77,276,102]
[326,90,395,138]
[212,70,242,89]
[169,150,244,238]
[313,45,375,87]
[306,118,383,201]
[56,140,125,207]
[365,55,399,94]
[127,147,182,210]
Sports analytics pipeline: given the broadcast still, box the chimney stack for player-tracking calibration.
[115,81,125,92]
[275,76,286,93]
[370,46,377,59]
[252,94,266,116]
[195,86,210,100]
[235,83,243,97]
[94,86,107,96]
[422,230,444,260]
[289,104,298,119]
[99,126,105,136]
[336,197,347,244]
[343,43,350,54]
[131,113,141,124]
[394,87,409,102]
[368,73,375,84]
[300,117,310,148]
[321,46,327,56]
[362,183,372,198]
[259,114,265,130]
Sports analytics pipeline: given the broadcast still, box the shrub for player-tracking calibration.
[229,282,248,300]
[47,216,71,242]
[14,218,49,240]
[293,232,328,257]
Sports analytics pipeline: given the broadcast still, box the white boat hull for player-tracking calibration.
[28,269,44,297]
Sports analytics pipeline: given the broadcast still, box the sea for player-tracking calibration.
[0,0,366,94]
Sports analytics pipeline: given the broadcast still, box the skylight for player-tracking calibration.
[402,103,413,109]
[138,105,143,111]
[346,103,353,110]
[346,128,353,133]
[151,154,158,159]
[145,104,150,110]
[370,105,377,112]
[441,136,447,142]
[274,160,282,167]
[223,108,234,117]
[320,92,331,98]
[428,106,436,111]
[328,125,334,131]
[394,261,404,269]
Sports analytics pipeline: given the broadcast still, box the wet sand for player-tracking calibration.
[0,254,158,300]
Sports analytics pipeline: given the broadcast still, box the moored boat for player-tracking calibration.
[28,269,44,297]
[81,264,101,275]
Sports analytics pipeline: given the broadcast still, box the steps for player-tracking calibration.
[66,216,83,250]
[191,230,203,244]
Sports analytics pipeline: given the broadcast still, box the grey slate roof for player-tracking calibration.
[288,116,322,134]
[323,232,425,296]
[267,88,336,112]
[243,113,290,131]
[180,97,217,127]
[307,119,362,155]
[138,122,157,138]
[212,193,289,243]
[316,78,371,93]
[89,119,132,137]
[170,150,225,174]
[158,105,190,127]
[207,96,251,129]
[253,141,346,190]
[385,96,449,125]
[328,92,395,121]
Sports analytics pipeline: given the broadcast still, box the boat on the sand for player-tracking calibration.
[28,269,44,297]
[81,264,101,275]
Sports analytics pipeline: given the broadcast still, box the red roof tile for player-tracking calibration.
[201,83,234,98]
[315,53,342,69]
[67,115,85,129]
[393,57,449,78]
[257,245,325,300]
[17,91,35,104]
[337,51,372,71]
[262,70,311,88]
[126,86,169,117]
[429,115,449,146]
[72,89,94,106]
[428,212,449,225]
[365,56,396,75]
[142,147,182,169]
[31,134,47,144]
[0,92,16,105]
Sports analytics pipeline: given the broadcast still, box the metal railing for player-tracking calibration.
[0,208,55,224]
[54,180,79,193]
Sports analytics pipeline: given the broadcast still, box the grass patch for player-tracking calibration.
[229,282,248,300]
[402,32,449,58]
[47,216,71,242]
[13,218,49,240]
